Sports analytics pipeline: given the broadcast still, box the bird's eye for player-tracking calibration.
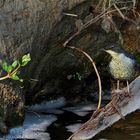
[110,45,115,49]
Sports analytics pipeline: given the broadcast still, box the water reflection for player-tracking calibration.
[94,111,140,140]
[1,98,140,140]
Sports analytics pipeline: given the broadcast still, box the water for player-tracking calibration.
[94,111,140,140]
[1,97,140,140]
[47,110,140,140]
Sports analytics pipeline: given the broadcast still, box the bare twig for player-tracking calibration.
[0,74,10,80]
[63,6,128,47]
[66,46,102,140]
[63,8,110,47]
[114,3,125,19]
[10,64,21,76]
[63,31,80,47]
[66,46,102,110]
[63,12,78,17]
[95,0,104,11]
[132,0,136,10]
[114,3,138,26]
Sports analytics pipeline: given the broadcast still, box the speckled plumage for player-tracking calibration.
[105,46,137,81]
[109,53,136,80]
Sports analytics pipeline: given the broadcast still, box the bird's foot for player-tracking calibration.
[112,89,123,100]
[111,101,125,119]
[124,90,132,98]
[111,90,125,119]
[116,89,121,93]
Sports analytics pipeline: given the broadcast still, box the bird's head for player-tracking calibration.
[102,45,122,59]
[105,49,120,58]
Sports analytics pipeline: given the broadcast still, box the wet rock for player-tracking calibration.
[0,82,24,134]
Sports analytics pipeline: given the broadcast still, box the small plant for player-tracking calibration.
[73,72,82,81]
[0,53,31,82]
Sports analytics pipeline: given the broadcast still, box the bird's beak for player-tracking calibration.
[100,48,109,54]
[100,48,106,52]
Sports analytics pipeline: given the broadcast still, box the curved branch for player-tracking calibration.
[10,64,21,76]
[0,74,10,80]
[67,46,102,110]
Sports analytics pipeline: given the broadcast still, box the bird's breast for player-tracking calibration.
[109,55,135,80]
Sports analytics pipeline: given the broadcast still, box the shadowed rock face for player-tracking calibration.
[0,0,95,132]
[0,82,24,134]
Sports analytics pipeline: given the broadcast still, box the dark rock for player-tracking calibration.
[0,82,24,133]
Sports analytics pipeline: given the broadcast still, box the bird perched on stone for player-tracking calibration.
[104,45,138,93]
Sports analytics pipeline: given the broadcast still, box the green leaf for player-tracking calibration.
[22,53,31,63]
[21,53,31,66]
[10,72,23,82]
[1,61,8,72]
[21,61,28,67]
[76,72,82,81]
[0,54,31,82]
[11,73,20,81]
[12,60,18,68]
[7,65,13,72]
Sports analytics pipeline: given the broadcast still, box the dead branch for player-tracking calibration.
[68,76,140,140]
[114,3,125,19]
[63,5,112,47]
[63,0,139,47]
[63,12,78,17]
[66,46,102,110]
[63,6,130,47]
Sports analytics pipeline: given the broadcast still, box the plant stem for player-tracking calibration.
[10,64,20,76]
[0,74,10,80]
[0,64,21,81]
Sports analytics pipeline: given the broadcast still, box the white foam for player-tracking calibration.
[4,113,57,140]
[63,103,96,116]
[66,123,82,133]
[29,97,66,111]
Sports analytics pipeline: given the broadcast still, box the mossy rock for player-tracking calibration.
[0,82,24,134]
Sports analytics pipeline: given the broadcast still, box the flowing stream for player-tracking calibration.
[1,97,140,140]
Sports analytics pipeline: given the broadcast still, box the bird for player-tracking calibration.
[103,45,137,93]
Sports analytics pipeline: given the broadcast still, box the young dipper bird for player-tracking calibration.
[104,45,137,93]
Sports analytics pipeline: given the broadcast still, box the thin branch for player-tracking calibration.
[10,64,21,76]
[63,12,78,17]
[63,7,128,47]
[66,46,102,110]
[132,0,136,10]
[66,46,102,140]
[114,3,125,19]
[0,74,10,80]
[63,31,80,47]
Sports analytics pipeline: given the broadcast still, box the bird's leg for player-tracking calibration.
[117,80,120,91]
[126,80,129,93]
[126,80,131,97]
